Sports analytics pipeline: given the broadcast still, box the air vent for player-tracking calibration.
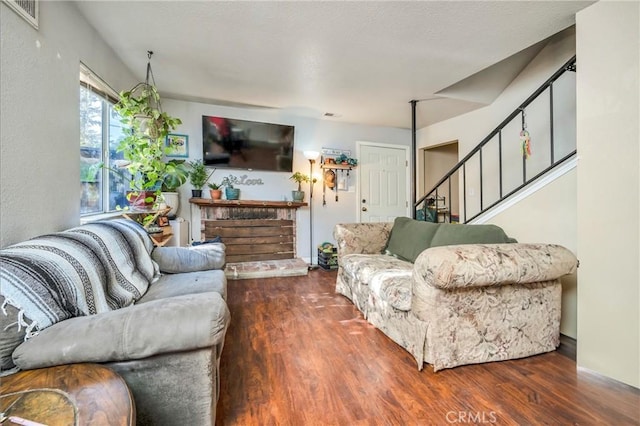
[3,0,39,29]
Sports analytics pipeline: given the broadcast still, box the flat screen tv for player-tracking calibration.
[202,115,294,172]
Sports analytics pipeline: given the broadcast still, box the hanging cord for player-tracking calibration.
[144,50,163,114]
[520,108,531,159]
[145,50,155,86]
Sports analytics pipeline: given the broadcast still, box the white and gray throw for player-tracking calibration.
[0,219,159,338]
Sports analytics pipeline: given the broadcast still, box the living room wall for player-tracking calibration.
[576,1,639,389]
[0,1,136,247]
[160,98,411,262]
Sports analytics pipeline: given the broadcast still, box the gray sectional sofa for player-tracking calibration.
[0,218,230,425]
[334,217,578,371]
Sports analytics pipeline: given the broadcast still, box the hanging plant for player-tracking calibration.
[111,52,185,209]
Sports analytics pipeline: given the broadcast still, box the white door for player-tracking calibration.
[358,142,410,222]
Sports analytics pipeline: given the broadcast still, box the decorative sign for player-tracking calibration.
[321,148,351,157]
[236,175,264,186]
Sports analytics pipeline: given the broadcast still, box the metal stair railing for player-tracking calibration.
[414,56,577,224]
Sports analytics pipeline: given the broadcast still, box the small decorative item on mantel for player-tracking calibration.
[221,175,240,200]
[335,153,358,167]
[208,182,222,200]
[289,171,311,202]
[188,159,214,198]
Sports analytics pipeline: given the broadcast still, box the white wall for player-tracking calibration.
[415,28,579,337]
[0,1,136,247]
[576,1,640,388]
[487,168,578,338]
[161,99,410,261]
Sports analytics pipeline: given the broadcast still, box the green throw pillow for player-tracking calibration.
[430,223,516,247]
[385,217,440,262]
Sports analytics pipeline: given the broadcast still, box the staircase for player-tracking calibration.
[415,56,577,224]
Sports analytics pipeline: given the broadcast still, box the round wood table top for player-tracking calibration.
[1,363,135,426]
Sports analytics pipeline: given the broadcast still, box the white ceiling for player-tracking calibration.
[75,1,594,129]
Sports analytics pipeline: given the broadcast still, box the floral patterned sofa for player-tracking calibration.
[334,218,578,371]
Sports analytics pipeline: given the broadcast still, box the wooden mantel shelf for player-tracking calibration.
[189,198,307,209]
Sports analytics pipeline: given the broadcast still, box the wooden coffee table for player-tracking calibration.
[0,363,135,426]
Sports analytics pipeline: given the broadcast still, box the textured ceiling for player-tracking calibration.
[75,1,594,129]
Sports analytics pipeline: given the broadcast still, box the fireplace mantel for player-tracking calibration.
[189,198,307,208]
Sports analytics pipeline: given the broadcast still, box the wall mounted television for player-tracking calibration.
[202,115,295,172]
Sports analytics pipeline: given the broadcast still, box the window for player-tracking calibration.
[79,65,129,215]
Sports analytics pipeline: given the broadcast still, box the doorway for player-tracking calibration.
[422,141,459,219]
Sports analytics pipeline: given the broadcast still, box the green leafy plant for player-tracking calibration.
[207,182,221,190]
[161,159,189,191]
[113,83,183,198]
[81,162,101,183]
[335,153,358,166]
[289,171,310,191]
[188,159,214,189]
[220,175,239,189]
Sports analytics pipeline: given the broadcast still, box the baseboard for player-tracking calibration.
[558,333,577,360]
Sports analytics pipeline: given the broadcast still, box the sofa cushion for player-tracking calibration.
[138,270,227,303]
[385,217,440,262]
[341,254,412,285]
[385,217,516,263]
[152,244,225,273]
[369,270,413,311]
[430,223,516,248]
[12,292,230,369]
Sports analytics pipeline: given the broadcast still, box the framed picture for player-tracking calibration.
[166,134,189,158]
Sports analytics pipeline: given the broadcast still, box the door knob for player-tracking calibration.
[362,199,367,203]
[361,207,367,212]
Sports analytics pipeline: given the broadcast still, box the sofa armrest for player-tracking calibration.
[333,223,393,260]
[12,292,230,370]
[152,243,225,273]
[413,243,578,290]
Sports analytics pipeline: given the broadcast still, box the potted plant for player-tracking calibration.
[208,182,222,200]
[80,161,101,211]
[113,82,182,211]
[289,171,310,202]
[159,159,189,217]
[221,175,240,200]
[335,153,358,166]
[188,159,214,197]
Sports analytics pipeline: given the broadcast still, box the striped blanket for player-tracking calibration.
[0,219,159,338]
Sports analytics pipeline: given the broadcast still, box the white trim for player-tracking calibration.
[469,155,578,224]
[3,0,38,30]
[356,141,411,222]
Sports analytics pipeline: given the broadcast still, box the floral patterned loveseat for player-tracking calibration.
[334,218,578,371]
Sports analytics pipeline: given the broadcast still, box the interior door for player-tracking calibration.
[358,143,409,222]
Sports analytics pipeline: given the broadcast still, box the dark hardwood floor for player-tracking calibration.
[216,270,640,425]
